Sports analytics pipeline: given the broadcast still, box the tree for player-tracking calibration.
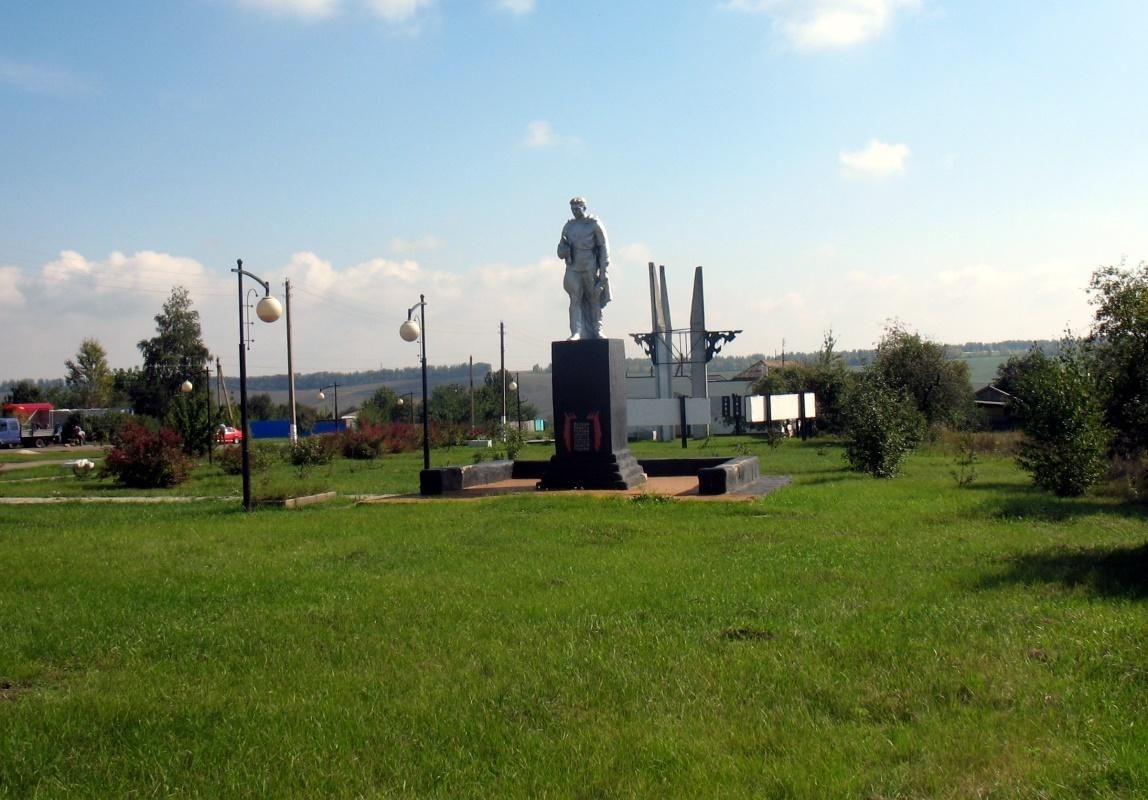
[1011,345,1109,497]
[1088,260,1148,458]
[246,393,276,421]
[871,323,974,428]
[132,287,211,419]
[3,380,46,404]
[65,338,114,408]
[841,373,925,478]
[358,386,401,425]
[751,330,853,434]
[429,383,472,425]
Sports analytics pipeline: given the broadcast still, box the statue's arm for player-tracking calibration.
[557,223,572,262]
[594,221,612,306]
[595,222,610,275]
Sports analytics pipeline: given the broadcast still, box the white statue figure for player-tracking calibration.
[557,196,611,340]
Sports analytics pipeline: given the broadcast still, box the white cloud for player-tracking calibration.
[237,0,339,19]
[723,0,919,50]
[365,0,434,22]
[388,235,441,255]
[840,139,910,178]
[0,60,98,97]
[494,0,535,13]
[0,267,27,307]
[234,0,435,23]
[521,120,579,149]
[522,120,557,148]
[734,258,1093,357]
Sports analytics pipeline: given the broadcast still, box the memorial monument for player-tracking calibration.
[539,197,645,490]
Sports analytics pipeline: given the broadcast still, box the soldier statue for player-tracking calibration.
[557,196,611,340]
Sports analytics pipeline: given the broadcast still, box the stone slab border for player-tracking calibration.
[419,456,763,496]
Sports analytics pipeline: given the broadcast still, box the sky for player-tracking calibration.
[3,0,1148,381]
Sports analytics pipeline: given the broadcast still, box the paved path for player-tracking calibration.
[0,496,227,504]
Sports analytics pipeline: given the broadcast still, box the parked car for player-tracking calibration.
[216,425,244,444]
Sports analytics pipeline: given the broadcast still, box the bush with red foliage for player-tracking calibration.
[378,422,421,454]
[341,423,385,460]
[102,419,192,488]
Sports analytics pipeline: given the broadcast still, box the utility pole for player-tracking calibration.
[469,355,475,432]
[284,279,298,445]
[499,321,507,433]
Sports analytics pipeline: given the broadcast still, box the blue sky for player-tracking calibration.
[3,0,1147,380]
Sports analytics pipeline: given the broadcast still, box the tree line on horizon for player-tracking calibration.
[2,339,1061,398]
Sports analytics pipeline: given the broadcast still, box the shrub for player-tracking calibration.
[380,422,421,454]
[500,425,525,460]
[1012,347,1109,497]
[215,442,273,476]
[842,374,925,478]
[289,435,337,468]
[102,419,191,488]
[84,412,130,444]
[949,432,978,489]
[340,423,386,460]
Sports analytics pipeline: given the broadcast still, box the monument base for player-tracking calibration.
[538,338,646,491]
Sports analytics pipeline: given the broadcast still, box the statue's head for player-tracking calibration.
[569,196,587,219]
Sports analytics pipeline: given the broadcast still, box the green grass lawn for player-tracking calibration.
[2,438,1147,797]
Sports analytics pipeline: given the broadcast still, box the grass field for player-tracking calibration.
[2,438,1147,797]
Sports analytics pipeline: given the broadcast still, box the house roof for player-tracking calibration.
[730,359,785,382]
[973,384,1013,403]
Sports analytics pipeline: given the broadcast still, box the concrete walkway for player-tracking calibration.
[356,474,792,504]
[0,496,228,504]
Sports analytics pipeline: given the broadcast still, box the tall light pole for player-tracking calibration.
[512,373,521,431]
[284,279,298,445]
[233,259,283,511]
[499,321,507,434]
[399,294,430,471]
[397,391,415,424]
[180,367,213,465]
[318,382,339,432]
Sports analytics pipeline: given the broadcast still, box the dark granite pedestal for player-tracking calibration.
[538,338,647,490]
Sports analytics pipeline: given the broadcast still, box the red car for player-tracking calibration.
[216,425,244,444]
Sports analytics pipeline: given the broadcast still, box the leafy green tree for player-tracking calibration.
[1012,345,1109,497]
[3,380,46,404]
[65,338,114,408]
[871,323,973,428]
[246,393,276,421]
[166,390,215,456]
[1088,260,1148,458]
[133,287,211,419]
[429,383,471,425]
[841,373,925,478]
[358,386,401,425]
[111,368,139,407]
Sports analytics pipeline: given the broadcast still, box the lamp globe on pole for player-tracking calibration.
[256,295,283,323]
[399,318,421,343]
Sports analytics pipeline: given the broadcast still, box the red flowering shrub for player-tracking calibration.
[379,422,421,454]
[341,423,385,460]
[102,419,191,488]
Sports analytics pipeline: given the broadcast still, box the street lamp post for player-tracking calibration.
[399,294,430,471]
[180,367,213,465]
[233,259,283,511]
[511,373,521,431]
[397,391,415,424]
[318,383,339,432]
